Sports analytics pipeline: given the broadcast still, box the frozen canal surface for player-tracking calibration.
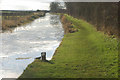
[0,13,64,79]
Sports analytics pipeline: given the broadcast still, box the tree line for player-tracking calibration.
[50,2,119,37]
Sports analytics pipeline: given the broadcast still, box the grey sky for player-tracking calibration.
[0,0,55,10]
[63,0,119,2]
[0,0,119,10]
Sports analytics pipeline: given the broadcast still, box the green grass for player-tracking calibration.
[19,14,118,78]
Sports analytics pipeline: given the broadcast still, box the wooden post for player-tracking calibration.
[41,52,46,61]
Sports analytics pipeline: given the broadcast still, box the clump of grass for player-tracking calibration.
[19,14,118,78]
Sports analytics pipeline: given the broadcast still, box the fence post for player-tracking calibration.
[41,52,46,61]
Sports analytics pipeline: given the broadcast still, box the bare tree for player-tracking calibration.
[50,2,60,13]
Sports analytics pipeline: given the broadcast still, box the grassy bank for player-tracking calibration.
[19,14,118,78]
[2,11,45,32]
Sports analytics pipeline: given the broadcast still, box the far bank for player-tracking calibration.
[1,11,46,32]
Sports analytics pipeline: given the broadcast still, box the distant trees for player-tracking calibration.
[37,9,40,12]
[50,2,60,13]
[50,2,66,13]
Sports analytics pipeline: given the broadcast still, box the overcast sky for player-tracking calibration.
[0,0,119,10]
[0,0,55,10]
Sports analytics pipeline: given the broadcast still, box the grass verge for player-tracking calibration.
[19,14,118,78]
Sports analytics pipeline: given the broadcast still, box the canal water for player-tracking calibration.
[0,13,64,79]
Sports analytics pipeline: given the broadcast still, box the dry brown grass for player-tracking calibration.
[2,12,45,32]
[60,14,78,34]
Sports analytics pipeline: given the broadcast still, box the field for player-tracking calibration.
[19,14,119,78]
[1,10,45,32]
